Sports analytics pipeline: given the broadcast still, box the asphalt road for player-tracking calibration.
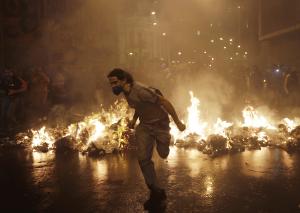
[1,147,300,213]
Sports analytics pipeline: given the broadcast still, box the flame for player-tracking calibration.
[24,91,300,154]
[31,126,55,149]
[212,118,233,137]
[242,106,275,129]
[30,99,131,151]
[282,118,297,132]
[87,119,105,143]
[257,131,268,141]
[65,99,131,149]
[186,91,207,138]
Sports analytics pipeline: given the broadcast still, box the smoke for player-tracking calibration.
[5,0,300,122]
[170,69,234,123]
[131,62,235,123]
[2,0,125,106]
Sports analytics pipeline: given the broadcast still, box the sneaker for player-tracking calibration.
[144,198,167,212]
[144,188,167,210]
[151,188,166,201]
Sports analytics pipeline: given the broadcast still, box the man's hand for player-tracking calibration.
[175,120,186,131]
[8,89,17,96]
[128,120,136,129]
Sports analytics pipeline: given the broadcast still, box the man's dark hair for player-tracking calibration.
[107,68,134,85]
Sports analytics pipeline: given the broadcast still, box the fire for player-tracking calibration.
[65,99,131,149]
[257,131,268,142]
[186,91,207,138]
[87,119,105,143]
[30,99,132,151]
[25,91,300,155]
[171,91,300,153]
[31,126,55,149]
[212,118,233,137]
[282,118,297,132]
[242,106,275,129]
[172,92,232,142]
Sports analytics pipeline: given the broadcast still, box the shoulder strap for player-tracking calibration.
[148,86,163,96]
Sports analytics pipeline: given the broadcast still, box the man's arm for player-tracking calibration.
[137,87,185,131]
[158,96,186,131]
[128,111,139,129]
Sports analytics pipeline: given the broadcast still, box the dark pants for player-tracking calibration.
[135,123,171,189]
[0,96,18,129]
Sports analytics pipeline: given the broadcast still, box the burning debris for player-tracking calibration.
[12,92,300,157]
[16,99,134,155]
[171,92,300,156]
[203,134,228,156]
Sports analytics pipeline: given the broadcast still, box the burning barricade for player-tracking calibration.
[171,92,300,156]
[203,134,228,156]
[13,91,300,157]
[17,99,134,155]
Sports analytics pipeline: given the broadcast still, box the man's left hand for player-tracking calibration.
[176,121,186,132]
[128,120,136,129]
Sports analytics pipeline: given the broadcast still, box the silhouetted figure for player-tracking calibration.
[250,65,263,96]
[27,67,50,121]
[284,69,299,106]
[0,68,27,132]
[50,69,67,105]
[107,68,185,210]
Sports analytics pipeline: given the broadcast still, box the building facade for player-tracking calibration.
[258,0,300,68]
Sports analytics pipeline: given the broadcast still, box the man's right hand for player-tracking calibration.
[8,89,17,96]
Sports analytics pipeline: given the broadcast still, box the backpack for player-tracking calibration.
[148,86,163,96]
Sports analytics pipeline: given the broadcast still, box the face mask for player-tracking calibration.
[112,85,123,95]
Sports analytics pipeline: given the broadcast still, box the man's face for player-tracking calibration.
[108,76,121,87]
[108,76,126,95]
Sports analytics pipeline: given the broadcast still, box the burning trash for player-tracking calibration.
[31,126,56,152]
[203,134,228,156]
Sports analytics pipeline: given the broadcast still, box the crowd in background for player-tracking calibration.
[0,66,70,135]
[233,64,299,109]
